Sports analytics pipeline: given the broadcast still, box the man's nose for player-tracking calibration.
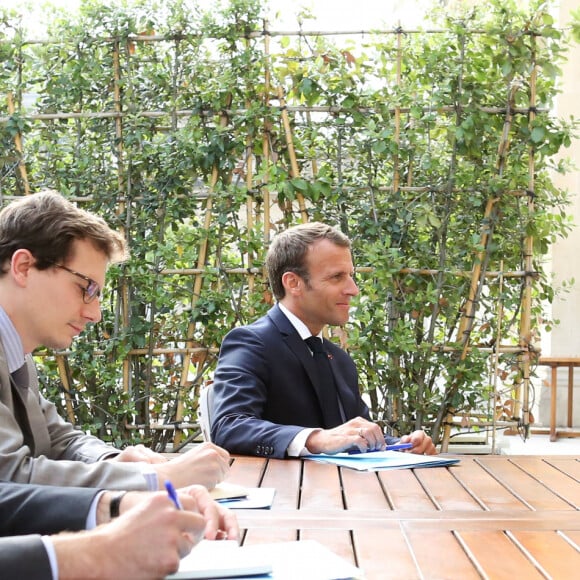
[83,298,102,323]
[347,275,360,296]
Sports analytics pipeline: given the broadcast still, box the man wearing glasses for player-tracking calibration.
[0,190,231,492]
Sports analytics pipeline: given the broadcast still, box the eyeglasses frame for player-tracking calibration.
[52,264,101,304]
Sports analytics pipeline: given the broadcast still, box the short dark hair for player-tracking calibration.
[265,222,351,300]
[0,190,128,275]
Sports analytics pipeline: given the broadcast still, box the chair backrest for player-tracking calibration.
[198,381,214,442]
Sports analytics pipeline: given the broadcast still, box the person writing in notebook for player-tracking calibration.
[1,481,238,579]
[210,222,436,458]
[0,190,229,491]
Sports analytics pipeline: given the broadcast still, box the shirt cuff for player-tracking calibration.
[86,490,107,529]
[99,449,121,460]
[287,428,320,457]
[41,536,58,580]
[142,466,159,491]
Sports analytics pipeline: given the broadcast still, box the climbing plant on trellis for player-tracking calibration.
[0,0,575,450]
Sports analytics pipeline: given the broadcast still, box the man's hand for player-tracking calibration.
[399,430,437,455]
[153,442,231,490]
[304,419,437,456]
[107,443,168,464]
[305,417,385,454]
[100,484,239,542]
[55,493,206,579]
[179,484,239,541]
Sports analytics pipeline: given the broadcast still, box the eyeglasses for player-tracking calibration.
[53,264,101,304]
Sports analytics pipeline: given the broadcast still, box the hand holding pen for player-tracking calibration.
[165,480,184,509]
[165,480,240,541]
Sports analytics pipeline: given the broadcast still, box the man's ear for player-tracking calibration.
[10,249,35,287]
[282,271,302,296]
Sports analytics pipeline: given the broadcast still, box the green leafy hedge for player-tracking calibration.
[0,0,576,448]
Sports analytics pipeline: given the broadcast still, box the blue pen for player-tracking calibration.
[348,441,413,455]
[164,480,183,510]
[386,442,413,451]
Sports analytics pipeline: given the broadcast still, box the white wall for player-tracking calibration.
[538,0,580,428]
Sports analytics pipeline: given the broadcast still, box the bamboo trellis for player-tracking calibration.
[1,14,558,450]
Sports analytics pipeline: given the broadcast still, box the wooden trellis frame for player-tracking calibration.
[1,13,559,450]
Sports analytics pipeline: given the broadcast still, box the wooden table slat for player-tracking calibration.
[353,528,420,579]
[242,527,297,545]
[377,468,439,511]
[405,530,482,580]
[300,460,344,509]
[299,529,357,566]
[511,530,580,578]
[414,460,489,511]
[564,530,580,548]
[509,457,580,508]
[226,455,267,487]
[447,456,530,511]
[261,458,302,509]
[340,468,392,510]
[543,457,580,481]
[477,456,576,510]
[456,530,545,579]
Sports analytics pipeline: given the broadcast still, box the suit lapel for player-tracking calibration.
[24,356,51,455]
[6,356,51,456]
[268,305,347,424]
[283,326,323,404]
[7,366,36,454]
[325,344,355,421]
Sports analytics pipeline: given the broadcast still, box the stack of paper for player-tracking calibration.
[304,450,460,471]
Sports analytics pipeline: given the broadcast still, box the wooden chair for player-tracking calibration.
[198,381,215,442]
[537,357,580,441]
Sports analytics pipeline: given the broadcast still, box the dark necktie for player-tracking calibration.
[10,364,35,452]
[304,336,343,428]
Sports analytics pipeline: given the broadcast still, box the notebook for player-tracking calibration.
[166,539,363,579]
[166,540,272,579]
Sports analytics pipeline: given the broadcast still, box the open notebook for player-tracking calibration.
[166,539,363,579]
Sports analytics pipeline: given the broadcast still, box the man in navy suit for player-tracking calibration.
[211,222,436,458]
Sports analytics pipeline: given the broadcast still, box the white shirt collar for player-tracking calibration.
[0,305,26,373]
[278,302,322,341]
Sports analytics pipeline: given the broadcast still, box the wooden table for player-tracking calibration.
[224,454,580,579]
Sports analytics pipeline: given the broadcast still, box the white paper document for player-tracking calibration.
[166,540,272,579]
[304,450,460,471]
[209,482,250,501]
[217,487,276,509]
[166,539,363,579]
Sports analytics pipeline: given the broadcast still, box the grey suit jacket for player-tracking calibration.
[0,341,150,490]
[0,482,102,580]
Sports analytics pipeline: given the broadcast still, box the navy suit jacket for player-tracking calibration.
[0,482,101,580]
[211,304,371,457]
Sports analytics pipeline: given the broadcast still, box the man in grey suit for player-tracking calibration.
[0,191,229,491]
[1,481,238,579]
[211,222,437,458]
